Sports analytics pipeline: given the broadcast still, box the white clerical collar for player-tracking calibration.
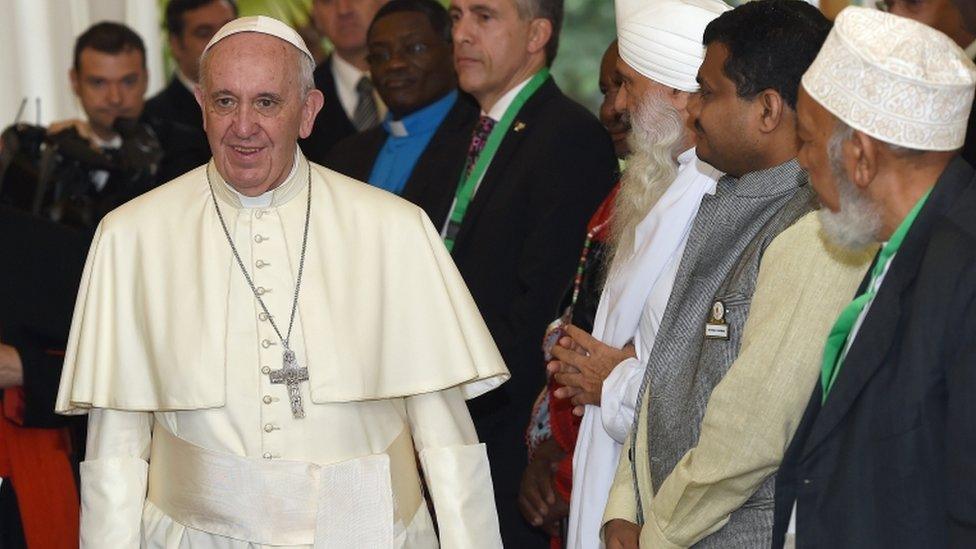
[222,149,300,209]
[966,39,976,60]
[485,75,534,122]
[175,68,197,94]
[388,119,408,137]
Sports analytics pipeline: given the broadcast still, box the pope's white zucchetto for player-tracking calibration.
[802,7,976,151]
[203,15,314,63]
[615,0,731,93]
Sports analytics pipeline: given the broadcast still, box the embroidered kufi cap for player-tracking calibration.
[203,15,313,63]
[802,7,976,151]
[615,0,731,93]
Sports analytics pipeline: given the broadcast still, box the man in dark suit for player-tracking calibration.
[301,0,389,164]
[144,0,237,184]
[446,0,617,544]
[774,8,976,547]
[325,0,477,223]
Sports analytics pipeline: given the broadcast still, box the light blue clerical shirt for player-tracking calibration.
[367,90,458,195]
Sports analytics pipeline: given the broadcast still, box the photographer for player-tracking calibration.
[0,22,161,233]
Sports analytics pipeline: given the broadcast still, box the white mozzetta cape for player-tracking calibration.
[56,154,508,413]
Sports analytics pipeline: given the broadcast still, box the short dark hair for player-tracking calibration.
[73,22,147,72]
[703,0,830,110]
[368,0,452,43]
[165,0,239,37]
[519,0,563,65]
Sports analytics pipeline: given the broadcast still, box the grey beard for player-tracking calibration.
[817,129,883,250]
[608,94,685,271]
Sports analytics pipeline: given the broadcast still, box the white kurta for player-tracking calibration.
[567,148,722,549]
[57,153,509,548]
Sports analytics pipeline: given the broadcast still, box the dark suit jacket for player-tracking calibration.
[0,206,88,427]
[446,78,617,546]
[323,92,478,224]
[300,56,357,165]
[772,156,976,548]
[143,77,211,184]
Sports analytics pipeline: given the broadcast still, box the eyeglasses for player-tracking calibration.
[366,42,432,66]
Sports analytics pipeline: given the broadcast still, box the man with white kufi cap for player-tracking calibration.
[773,7,976,548]
[55,15,508,548]
[598,1,877,547]
[544,1,728,547]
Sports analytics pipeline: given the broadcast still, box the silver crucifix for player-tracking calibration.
[269,349,309,418]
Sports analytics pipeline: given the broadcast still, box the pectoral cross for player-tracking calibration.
[269,349,309,419]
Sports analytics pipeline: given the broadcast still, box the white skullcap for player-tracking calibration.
[615,0,731,93]
[802,7,976,151]
[203,15,313,63]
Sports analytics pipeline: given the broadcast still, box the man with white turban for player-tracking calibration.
[545,1,728,547]
[55,16,508,548]
[774,7,976,548]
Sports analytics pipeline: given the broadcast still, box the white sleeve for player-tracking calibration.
[600,357,645,443]
[80,409,153,549]
[406,388,502,549]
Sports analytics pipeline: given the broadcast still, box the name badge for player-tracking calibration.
[704,300,730,340]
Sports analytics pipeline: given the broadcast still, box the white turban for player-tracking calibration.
[203,15,313,63]
[615,0,731,93]
[802,7,976,151]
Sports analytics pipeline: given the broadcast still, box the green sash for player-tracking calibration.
[820,188,932,402]
[443,68,550,251]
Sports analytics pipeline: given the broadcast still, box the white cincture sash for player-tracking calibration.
[147,425,421,547]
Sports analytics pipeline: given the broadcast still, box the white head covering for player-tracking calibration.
[203,15,314,63]
[802,7,976,151]
[615,0,731,92]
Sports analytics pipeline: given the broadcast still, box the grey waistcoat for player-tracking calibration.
[632,159,816,547]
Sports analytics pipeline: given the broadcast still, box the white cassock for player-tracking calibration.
[566,148,721,548]
[55,152,509,548]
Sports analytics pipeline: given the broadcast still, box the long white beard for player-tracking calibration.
[608,94,685,271]
[818,130,883,250]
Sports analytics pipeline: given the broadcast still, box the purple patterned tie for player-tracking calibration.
[464,115,496,177]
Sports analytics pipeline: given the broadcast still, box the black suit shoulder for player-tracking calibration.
[142,77,210,184]
[301,57,357,165]
[322,126,387,181]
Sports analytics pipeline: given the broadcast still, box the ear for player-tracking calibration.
[755,89,785,133]
[69,68,80,97]
[526,18,553,58]
[849,130,879,190]
[299,89,325,139]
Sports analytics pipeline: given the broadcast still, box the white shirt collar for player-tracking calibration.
[222,149,300,209]
[331,53,373,120]
[485,75,534,121]
[175,68,197,95]
[966,39,976,60]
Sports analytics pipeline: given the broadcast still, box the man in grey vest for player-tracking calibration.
[598,1,873,547]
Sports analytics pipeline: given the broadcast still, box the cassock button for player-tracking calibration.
[261,366,271,374]
[263,452,273,459]
[264,423,276,433]
[255,210,264,219]
[258,312,269,322]
[255,286,269,296]
[262,339,277,348]
[262,395,273,404]
[254,234,267,243]
[255,259,269,268]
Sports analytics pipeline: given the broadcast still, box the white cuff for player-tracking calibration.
[419,443,502,549]
[600,357,644,443]
[80,457,149,549]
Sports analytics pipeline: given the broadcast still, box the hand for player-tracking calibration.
[518,438,568,534]
[0,343,24,389]
[48,119,100,150]
[604,519,640,549]
[547,325,636,416]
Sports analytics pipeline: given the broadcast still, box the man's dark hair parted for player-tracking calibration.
[369,0,453,43]
[519,0,564,66]
[73,22,147,72]
[165,0,239,37]
[703,0,831,109]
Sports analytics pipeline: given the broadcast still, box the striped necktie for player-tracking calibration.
[352,76,379,131]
